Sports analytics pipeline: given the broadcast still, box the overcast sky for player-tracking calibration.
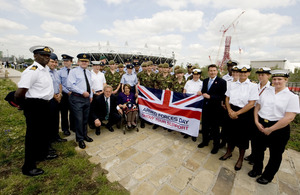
[0,0,300,66]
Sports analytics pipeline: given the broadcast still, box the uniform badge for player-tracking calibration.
[30,65,38,70]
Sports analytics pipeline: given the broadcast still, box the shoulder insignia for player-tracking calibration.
[30,65,38,70]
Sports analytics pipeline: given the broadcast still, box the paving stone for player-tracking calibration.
[167,156,183,168]
[157,184,180,195]
[170,167,193,190]
[203,154,222,173]
[256,181,278,195]
[88,155,101,165]
[189,150,207,164]
[234,168,256,192]
[280,157,294,174]
[131,151,152,165]
[119,175,138,190]
[131,182,156,195]
[184,141,198,151]
[278,181,300,195]
[147,145,162,155]
[98,147,119,159]
[148,153,168,166]
[191,169,215,193]
[277,171,299,188]
[132,163,156,180]
[212,167,235,195]
[114,161,138,179]
[183,187,204,195]
[161,147,174,158]
[122,137,140,147]
[102,157,120,171]
[149,165,177,187]
[117,148,138,161]
[106,171,120,182]
[174,148,191,160]
[231,186,252,195]
[183,158,201,172]
[85,146,102,156]
[132,138,155,151]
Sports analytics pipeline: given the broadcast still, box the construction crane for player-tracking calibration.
[215,11,245,71]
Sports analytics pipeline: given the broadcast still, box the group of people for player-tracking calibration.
[14,45,299,186]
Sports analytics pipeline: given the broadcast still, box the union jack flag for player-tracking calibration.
[138,85,203,136]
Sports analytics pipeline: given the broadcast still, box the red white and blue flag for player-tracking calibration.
[138,85,203,137]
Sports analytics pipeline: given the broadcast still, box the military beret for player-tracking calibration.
[175,68,184,74]
[126,64,134,69]
[50,53,58,60]
[270,70,289,78]
[232,65,239,72]
[77,53,90,61]
[169,63,173,67]
[141,62,148,67]
[147,61,153,66]
[227,60,239,66]
[187,63,192,68]
[118,64,124,68]
[99,56,107,60]
[238,65,251,72]
[256,67,271,74]
[61,54,73,61]
[29,45,53,56]
[192,69,202,74]
[108,60,115,65]
[100,62,105,66]
[5,91,21,109]
[174,65,180,71]
[162,63,169,68]
[158,64,163,68]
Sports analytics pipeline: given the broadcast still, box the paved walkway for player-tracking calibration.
[4,68,300,195]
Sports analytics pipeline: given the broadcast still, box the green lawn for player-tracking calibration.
[0,79,129,195]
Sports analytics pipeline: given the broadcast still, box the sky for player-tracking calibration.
[0,0,300,66]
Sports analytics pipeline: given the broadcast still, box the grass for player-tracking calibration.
[0,79,129,195]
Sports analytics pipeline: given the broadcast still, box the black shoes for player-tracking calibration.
[84,136,93,142]
[95,128,101,135]
[141,121,145,128]
[63,130,71,136]
[45,153,58,160]
[248,170,262,178]
[234,164,242,171]
[244,154,254,165]
[108,126,114,132]
[219,154,232,161]
[183,135,190,139]
[152,124,159,129]
[55,137,67,142]
[79,140,86,149]
[211,146,219,154]
[256,176,271,185]
[22,168,44,176]
[197,142,208,148]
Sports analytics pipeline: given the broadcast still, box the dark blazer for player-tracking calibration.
[90,94,119,121]
[201,76,227,112]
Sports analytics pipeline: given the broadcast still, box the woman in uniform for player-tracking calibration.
[219,65,259,171]
[120,64,138,94]
[248,70,300,184]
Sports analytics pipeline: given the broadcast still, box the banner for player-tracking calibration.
[138,85,203,137]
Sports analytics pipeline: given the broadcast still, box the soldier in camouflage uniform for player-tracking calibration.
[118,64,125,77]
[105,60,121,95]
[171,68,186,93]
[154,63,173,90]
[138,62,156,88]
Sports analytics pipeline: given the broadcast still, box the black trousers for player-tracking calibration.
[69,94,90,142]
[104,112,121,128]
[22,98,50,171]
[252,117,290,181]
[49,98,60,142]
[60,92,74,131]
[201,105,222,146]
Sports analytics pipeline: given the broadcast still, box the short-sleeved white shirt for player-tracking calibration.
[222,73,233,82]
[91,70,106,92]
[18,62,54,100]
[258,81,270,95]
[184,79,203,94]
[225,78,259,108]
[258,87,300,121]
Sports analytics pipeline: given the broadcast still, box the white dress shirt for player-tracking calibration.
[184,79,203,94]
[91,69,106,92]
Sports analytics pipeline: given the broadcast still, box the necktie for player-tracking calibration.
[83,69,91,94]
[105,97,109,120]
[208,78,213,91]
[67,69,70,75]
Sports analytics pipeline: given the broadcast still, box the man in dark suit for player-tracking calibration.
[198,64,227,154]
[90,85,122,134]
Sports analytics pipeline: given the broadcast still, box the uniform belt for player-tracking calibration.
[71,92,85,98]
[259,116,277,125]
[26,98,50,102]
[95,90,102,93]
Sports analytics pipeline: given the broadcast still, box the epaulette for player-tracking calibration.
[30,65,38,70]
